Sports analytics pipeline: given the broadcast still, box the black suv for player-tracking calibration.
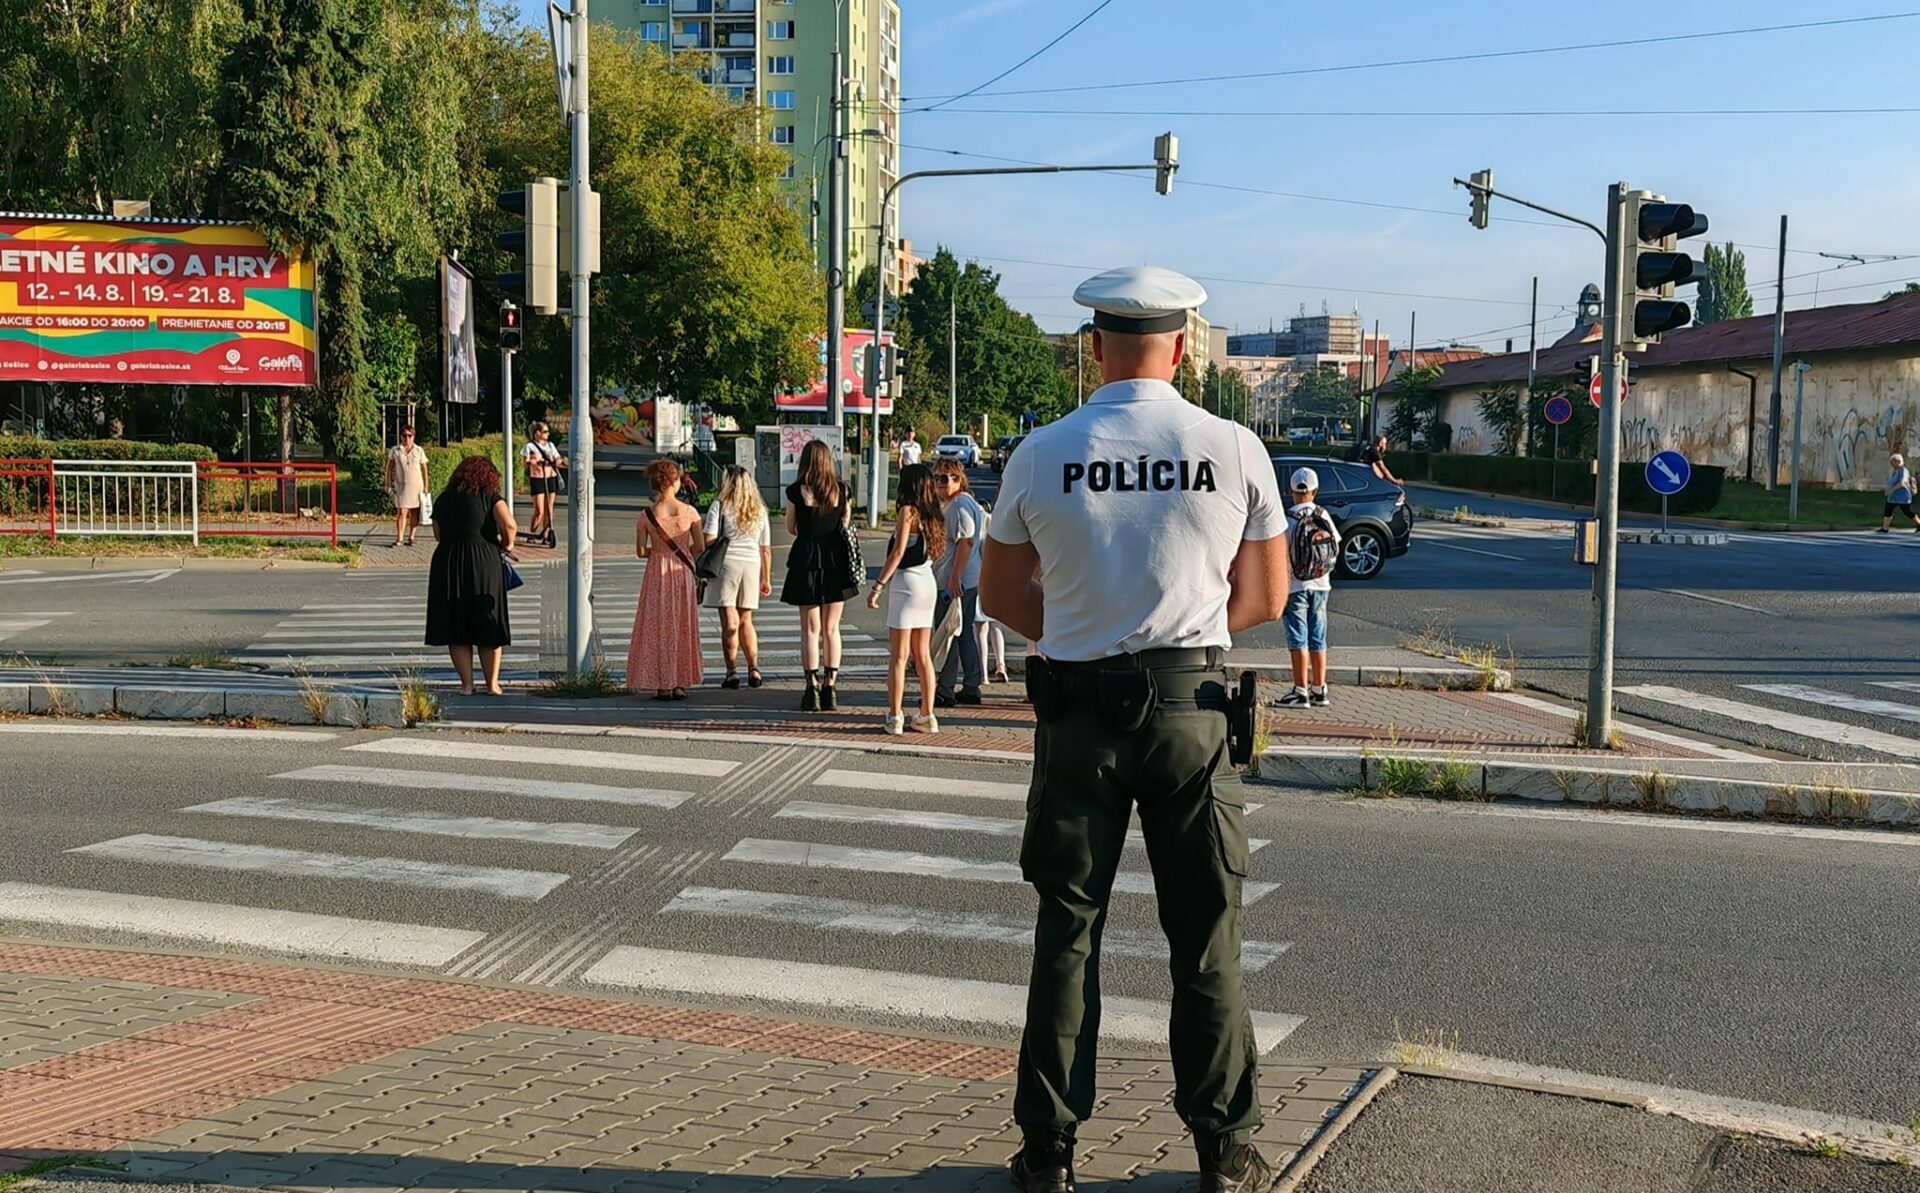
[1271,455,1413,581]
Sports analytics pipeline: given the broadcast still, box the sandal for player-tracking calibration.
[721,671,741,690]
[671,687,688,701]
[747,669,764,689]
[654,689,674,701]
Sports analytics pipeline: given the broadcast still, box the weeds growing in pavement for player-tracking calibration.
[1392,1018,1462,1067]
[537,665,629,699]
[1376,755,1432,796]
[1372,672,1418,689]
[1814,775,1870,821]
[1633,767,1672,809]
[1400,617,1456,660]
[166,641,245,670]
[1571,713,1625,751]
[1429,759,1478,800]
[1550,770,1579,801]
[398,673,440,726]
[1243,710,1272,778]
[289,666,333,725]
[1804,1135,1846,1161]
[0,1156,122,1191]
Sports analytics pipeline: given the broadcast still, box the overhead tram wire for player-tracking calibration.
[899,12,1920,105]
[909,105,1920,119]
[917,0,1119,114]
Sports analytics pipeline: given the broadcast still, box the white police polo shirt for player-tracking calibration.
[988,378,1286,663]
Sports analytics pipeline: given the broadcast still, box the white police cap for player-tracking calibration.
[1073,265,1208,335]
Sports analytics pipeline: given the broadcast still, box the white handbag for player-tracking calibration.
[928,593,965,673]
[418,489,434,526]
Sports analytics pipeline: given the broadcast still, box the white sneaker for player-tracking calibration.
[910,713,940,734]
[1309,687,1329,707]
[1278,688,1310,708]
[883,714,905,736]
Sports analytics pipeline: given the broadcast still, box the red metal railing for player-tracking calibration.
[196,462,339,547]
[0,459,55,540]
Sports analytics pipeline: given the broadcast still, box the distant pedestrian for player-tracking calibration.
[1281,467,1341,708]
[782,440,859,711]
[868,463,945,734]
[930,459,987,706]
[626,457,705,700]
[1881,453,1920,534]
[898,429,923,467]
[1360,434,1400,486]
[520,421,565,547]
[385,425,430,547]
[424,455,517,696]
[702,464,773,689]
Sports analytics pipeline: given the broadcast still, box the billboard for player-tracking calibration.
[0,214,316,386]
[441,256,478,405]
[778,330,894,415]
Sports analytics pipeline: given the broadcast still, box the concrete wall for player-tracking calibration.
[1423,347,1920,489]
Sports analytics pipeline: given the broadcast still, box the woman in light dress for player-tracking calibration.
[702,465,773,689]
[626,457,705,700]
[866,463,946,735]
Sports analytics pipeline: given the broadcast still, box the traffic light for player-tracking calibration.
[499,299,521,351]
[1468,168,1491,230]
[557,184,601,278]
[1626,193,1709,348]
[496,177,560,315]
[1154,131,1179,196]
[864,343,889,395]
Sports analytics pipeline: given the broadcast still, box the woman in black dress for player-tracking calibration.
[425,456,519,695]
[781,439,858,711]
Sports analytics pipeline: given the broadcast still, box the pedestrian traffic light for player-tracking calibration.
[499,299,521,351]
[1468,169,1492,230]
[864,343,890,395]
[1626,193,1709,349]
[496,177,560,315]
[1154,132,1179,196]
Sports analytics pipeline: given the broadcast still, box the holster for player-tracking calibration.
[1025,658,1070,723]
[1224,669,1259,766]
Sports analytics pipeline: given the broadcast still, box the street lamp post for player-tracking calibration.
[865,146,1180,526]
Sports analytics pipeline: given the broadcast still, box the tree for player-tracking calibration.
[1173,355,1201,405]
[894,247,1065,435]
[1475,385,1522,455]
[1696,242,1754,325]
[1383,364,1444,449]
[1887,282,1920,299]
[1289,364,1356,418]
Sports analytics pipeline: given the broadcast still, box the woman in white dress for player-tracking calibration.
[866,463,946,735]
[701,465,773,688]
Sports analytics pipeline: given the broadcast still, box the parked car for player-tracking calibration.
[935,434,981,467]
[1271,455,1412,581]
[992,435,1026,472]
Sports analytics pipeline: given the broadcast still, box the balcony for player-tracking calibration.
[719,30,754,46]
[671,32,708,49]
[717,0,756,13]
[725,67,756,84]
[670,0,711,12]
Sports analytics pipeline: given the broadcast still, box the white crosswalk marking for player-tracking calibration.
[0,610,69,644]
[346,736,737,776]
[0,882,483,965]
[581,946,1305,1055]
[247,587,540,676]
[70,834,568,900]
[0,568,178,586]
[775,801,1271,853]
[815,768,1026,803]
[1621,684,1920,759]
[273,764,692,808]
[184,795,638,849]
[1743,683,1920,726]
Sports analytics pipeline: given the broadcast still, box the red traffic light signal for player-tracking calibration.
[499,300,522,351]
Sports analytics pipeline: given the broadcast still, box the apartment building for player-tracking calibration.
[601,0,901,274]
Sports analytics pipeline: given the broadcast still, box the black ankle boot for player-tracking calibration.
[801,671,820,712]
[820,668,838,711]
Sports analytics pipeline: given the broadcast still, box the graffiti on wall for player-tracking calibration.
[1815,404,1914,486]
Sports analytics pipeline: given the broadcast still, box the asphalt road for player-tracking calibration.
[2,724,1915,1129]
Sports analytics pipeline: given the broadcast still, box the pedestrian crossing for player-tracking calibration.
[0,610,68,644]
[0,567,179,587]
[0,726,1303,1052]
[243,569,543,678]
[1618,681,1920,760]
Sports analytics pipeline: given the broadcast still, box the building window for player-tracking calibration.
[771,125,795,145]
[767,89,795,110]
[781,161,798,181]
[639,21,665,40]
[766,55,794,74]
[766,19,794,39]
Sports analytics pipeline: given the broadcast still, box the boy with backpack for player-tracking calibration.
[1281,467,1341,707]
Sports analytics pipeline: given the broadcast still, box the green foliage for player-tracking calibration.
[1474,385,1523,455]
[890,248,1068,435]
[1424,452,1726,514]
[1887,282,1920,299]
[0,437,215,462]
[1523,377,1597,459]
[1697,243,1755,325]
[1290,364,1358,419]
[1383,364,1445,448]
[1173,355,1202,405]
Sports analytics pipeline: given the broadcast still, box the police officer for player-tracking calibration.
[981,265,1290,1193]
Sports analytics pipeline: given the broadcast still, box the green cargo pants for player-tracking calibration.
[1013,690,1262,1153]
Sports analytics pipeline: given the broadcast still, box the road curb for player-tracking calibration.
[0,554,352,571]
[1410,480,1873,532]
[0,680,409,728]
[1616,530,1727,545]
[1274,1066,1398,1193]
[1258,747,1920,827]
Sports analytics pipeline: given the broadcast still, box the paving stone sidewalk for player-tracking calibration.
[0,943,1372,1193]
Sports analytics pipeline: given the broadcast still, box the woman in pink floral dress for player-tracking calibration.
[626,457,706,699]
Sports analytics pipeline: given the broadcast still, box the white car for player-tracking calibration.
[934,434,980,467]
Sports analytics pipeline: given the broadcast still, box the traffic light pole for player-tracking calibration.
[1588,182,1631,748]
[825,50,846,436]
[501,345,515,507]
[566,0,595,676]
[866,157,1174,526]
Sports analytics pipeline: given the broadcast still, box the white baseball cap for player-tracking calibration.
[1290,467,1319,493]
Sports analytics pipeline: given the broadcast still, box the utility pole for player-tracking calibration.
[825,50,847,437]
[1766,214,1788,490]
[948,291,957,434]
[1789,361,1811,519]
[1521,276,1538,456]
[565,0,594,675]
[1589,183,1630,747]
[500,344,515,508]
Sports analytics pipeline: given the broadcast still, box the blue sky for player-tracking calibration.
[516,1,1920,351]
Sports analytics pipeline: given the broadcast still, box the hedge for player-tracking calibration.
[0,437,216,463]
[423,436,529,501]
[1422,452,1724,515]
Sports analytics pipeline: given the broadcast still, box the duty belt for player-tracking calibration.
[1030,648,1258,762]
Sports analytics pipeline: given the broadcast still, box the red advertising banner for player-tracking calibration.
[778,330,895,415]
[0,214,318,386]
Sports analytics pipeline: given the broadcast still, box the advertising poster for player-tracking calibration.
[0,214,317,385]
[778,330,895,415]
[442,256,478,405]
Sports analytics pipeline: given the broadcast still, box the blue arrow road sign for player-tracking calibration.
[1646,450,1691,495]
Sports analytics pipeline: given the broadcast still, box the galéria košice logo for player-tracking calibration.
[257,353,303,371]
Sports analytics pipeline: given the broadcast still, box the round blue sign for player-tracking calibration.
[1543,396,1573,426]
[1646,450,1691,495]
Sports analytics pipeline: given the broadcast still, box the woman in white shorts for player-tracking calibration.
[701,465,773,689]
[867,463,945,735]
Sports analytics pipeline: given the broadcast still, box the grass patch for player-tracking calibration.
[1571,712,1625,751]
[1243,708,1272,778]
[537,665,630,699]
[399,673,441,726]
[0,1155,121,1190]
[1393,1018,1462,1068]
[1804,1135,1847,1161]
[1375,755,1432,796]
[0,535,358,564]
[1550,769,1579,800]
[1428,759,1480,800]
[165,642,249,670]
[1633,766,1672,809]
[1704,480,1888,526]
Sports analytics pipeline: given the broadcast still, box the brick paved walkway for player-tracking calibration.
[0,943,1371,1192]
